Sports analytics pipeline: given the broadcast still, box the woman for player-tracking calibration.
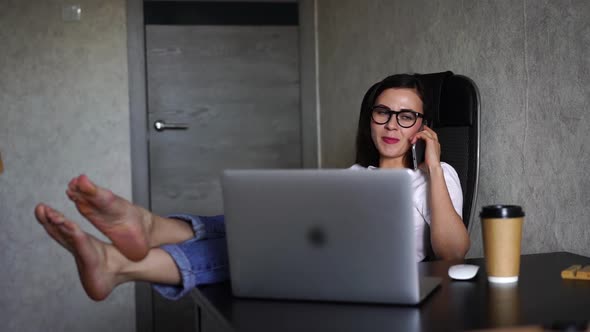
[34,74,469,302]
[352,74,469,261]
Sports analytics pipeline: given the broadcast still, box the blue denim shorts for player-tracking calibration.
[152,214,230,300]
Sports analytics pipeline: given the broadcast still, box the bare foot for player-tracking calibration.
[34,203,129,301]
[65,175,151,261]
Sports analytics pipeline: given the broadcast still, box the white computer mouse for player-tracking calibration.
[448,264,480,280]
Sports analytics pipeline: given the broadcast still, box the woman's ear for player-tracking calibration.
[418,122,426,132]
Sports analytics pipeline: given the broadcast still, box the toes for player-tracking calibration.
[67,188,93,209]
[58,220,81,237]
[45,224,71,248]
[46,207,66,225]
[77,174,98,196]
[35,204,67,227]
[48,221,84,255]
[67,174,98,198]
[68,176,80,192]
[66,189,80,202]
[35,204,49,225]
[36,208,73,249]
[36,202,89,256]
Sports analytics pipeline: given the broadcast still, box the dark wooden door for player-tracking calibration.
[146,24,301,216]
[144,2,301,331]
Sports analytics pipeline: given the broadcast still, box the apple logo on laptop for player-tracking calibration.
[307,226,327,248]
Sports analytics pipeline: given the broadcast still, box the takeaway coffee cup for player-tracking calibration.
[480,205,525,283]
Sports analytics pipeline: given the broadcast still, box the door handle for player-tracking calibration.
[153,120,189,132]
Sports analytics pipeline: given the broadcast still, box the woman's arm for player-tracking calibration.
[427,164,470,259]
[413,125,470,260]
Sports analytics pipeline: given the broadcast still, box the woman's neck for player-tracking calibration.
[379,157,405,169]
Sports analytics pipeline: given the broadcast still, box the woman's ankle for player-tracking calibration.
[149,215,196,247]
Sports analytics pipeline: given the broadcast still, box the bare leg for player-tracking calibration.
[35,203,181,301]
[65,174,194,261]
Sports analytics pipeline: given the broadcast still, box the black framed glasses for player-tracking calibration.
[371,105,424,128]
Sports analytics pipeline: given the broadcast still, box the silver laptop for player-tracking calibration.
[221,169,440,305]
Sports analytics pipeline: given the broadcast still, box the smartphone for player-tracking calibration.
[412,140,425,170]
[411,122,429,170]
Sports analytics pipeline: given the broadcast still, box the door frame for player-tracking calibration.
[125,1,319,331]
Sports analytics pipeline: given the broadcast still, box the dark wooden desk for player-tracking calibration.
[190,252,590,332]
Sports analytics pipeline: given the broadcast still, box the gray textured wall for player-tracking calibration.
[317,0,589,257]
[0,1,134,331]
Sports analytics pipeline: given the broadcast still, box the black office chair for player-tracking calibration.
[417,71,480,259]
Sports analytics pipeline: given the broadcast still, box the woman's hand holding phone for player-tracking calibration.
[411,124,441,172]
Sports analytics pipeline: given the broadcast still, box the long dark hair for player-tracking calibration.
[354,74,429,168]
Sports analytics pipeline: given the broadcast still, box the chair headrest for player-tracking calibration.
[418,72,478,127]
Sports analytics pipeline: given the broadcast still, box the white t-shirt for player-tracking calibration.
[349,162,463,262]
